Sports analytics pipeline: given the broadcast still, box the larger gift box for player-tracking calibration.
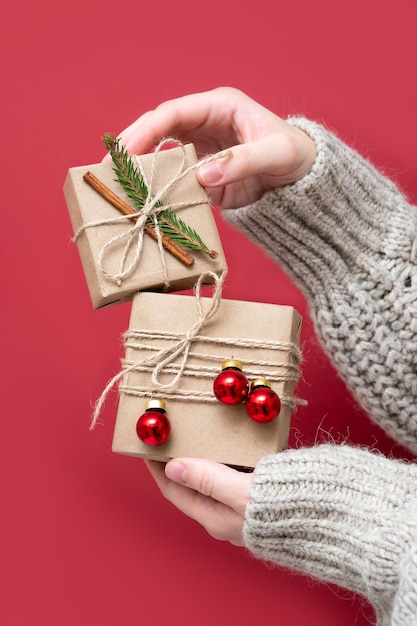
[112,291,302,469]
[63,144,228,308]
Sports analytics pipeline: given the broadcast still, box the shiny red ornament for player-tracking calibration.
[136,399,171,446]
[245,378,281,423]
[213,360,249,406]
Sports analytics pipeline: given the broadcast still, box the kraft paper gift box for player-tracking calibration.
[112,291,302,469]
[63,144,228,309]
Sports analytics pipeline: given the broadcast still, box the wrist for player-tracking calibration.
[288,125,317,183]
[244,445,417,616]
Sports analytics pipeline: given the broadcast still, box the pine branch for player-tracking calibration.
[101,134,217,258]
[156,210,216,257]
[102,133,148,208]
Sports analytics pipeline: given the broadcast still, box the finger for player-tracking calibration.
[119,94,212,155]
[144,460,246,545]
[119,87,245,156]
[197,133,296,189]
[117,110,155,145]
[100,111,155,162]
[165,458,252,515]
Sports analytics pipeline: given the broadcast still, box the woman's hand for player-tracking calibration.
[144,458,253,546]
[116,87,316,209]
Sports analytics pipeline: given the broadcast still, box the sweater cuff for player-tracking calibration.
[243,444,417,619]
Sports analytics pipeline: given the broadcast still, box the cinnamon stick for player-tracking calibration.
[83,170,194,267]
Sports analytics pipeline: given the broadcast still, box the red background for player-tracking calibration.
[2,1,416,624]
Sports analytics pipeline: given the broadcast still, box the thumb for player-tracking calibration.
[197,129,315,189]
[197,136,283,188]
[165,458,251,514]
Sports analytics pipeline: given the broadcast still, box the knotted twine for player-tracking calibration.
[90,269,305,430]
[90,269,227,429]
[73,138,230,290]
[119,338,303,405]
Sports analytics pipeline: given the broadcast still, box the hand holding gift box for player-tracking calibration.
[65,138,303,468]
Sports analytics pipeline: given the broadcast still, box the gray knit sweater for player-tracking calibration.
[223,119,417,625]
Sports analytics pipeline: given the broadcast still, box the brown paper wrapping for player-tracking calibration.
[63,144,228,309]
[112,291,302,469]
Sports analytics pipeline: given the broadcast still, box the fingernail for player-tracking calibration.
[165,460,187,484]
[198,161,224,185]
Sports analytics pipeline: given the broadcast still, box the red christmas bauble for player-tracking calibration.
[213,360,249,406]
[136,400,171,446]
[245,379,281,423]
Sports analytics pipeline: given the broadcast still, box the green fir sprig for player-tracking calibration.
[101,133,217,259]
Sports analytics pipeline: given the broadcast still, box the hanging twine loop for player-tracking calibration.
[73,139,230,289]
[148,269,226,388]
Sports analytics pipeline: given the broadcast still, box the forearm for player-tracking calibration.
[223,119,417,452]
[243,444,417,625]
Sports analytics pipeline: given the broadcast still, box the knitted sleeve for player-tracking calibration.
[223,118,417,453]
[243,444,417,626]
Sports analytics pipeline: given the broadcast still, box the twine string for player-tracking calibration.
[148,269,226,388]
[118,327,305,411]
[73,139,230,288]
[118,385,305,412]
[120,357,301,383]
[90,270,227,429]
[89,268,306,430]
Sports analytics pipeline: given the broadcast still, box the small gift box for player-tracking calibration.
[111,289,302,469]
[63,143,228,309]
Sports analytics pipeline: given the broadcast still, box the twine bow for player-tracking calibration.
[90,269,227,429]
[74,139,230,289]
[147,270,226,388]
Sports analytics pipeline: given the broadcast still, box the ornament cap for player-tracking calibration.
[251,378,271,389]
[145,398,166,411]
[222,359,243,371]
